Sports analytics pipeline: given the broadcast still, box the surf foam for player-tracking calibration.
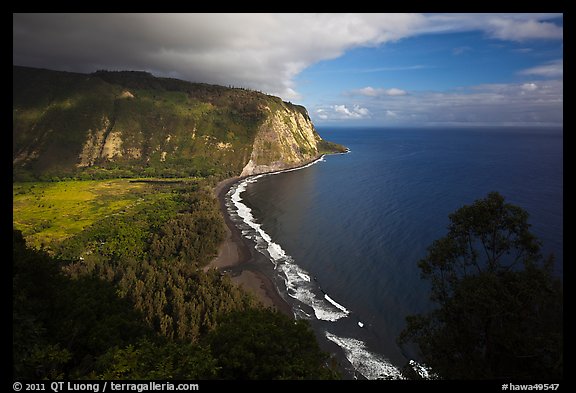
[324,294,350,314]
[408,360,436,379]
[325,332,405,380]
[227,156,349,322]
[227,154,404,380]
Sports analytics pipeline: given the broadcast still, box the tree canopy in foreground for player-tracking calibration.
[13,224,337,379]
[399,192,563,379]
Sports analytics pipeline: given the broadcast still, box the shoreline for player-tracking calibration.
[205,153,343,316]
[206,176,293,316]
[205,153,363,380]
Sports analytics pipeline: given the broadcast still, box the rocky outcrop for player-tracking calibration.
[77,117,123,167]
[240,103,322,177]
[77,101,326,177]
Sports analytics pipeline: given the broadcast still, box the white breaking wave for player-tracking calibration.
[228,156,349,322]
[325,332,405,380]
[324,294,350,314]
[279,260,348,321]
[228,154,405,380]
[409,360,437,379]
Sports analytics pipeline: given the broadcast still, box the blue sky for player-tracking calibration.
[14,13,563,126]
[296,18,563,126]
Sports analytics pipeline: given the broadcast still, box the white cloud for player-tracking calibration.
[313,80,562,125]
[386,88,408,96]
[418,14,563,42]
[486,17,563,41]
[356,87,379,96]
[13,13,426,101]
[355,106,370,116]
[318,104,371,120]
[521,83,538,91]
[14,13,563,102]
[315,109,328,120]
[333,105,350,115]
[353,86,407,97]
[519,59,563,78]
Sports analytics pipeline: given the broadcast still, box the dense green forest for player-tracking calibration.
[55,182,251,341]
[13,180,337,379]
[13,65,344,380]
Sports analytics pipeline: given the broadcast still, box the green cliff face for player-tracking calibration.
[13,66,344,180]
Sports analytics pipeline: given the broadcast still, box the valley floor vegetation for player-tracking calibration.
[13,177,338,379]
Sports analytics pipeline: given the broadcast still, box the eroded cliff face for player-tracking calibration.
[73,101,325,178]
[13,66,340,180]
[240,103,322,177]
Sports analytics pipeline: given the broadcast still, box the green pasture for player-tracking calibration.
[13,179,148,249]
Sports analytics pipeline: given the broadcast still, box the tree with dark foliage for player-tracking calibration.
[208,309,339,380]
[399,192,562,379]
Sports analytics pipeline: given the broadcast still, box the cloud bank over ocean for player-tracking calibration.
[14,13,563,126]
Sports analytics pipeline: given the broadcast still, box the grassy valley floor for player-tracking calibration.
[13,176,338,379]
[13,179,151,249]
[13,177,288,312]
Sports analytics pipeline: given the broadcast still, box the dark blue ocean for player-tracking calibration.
[230,127,563,379]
